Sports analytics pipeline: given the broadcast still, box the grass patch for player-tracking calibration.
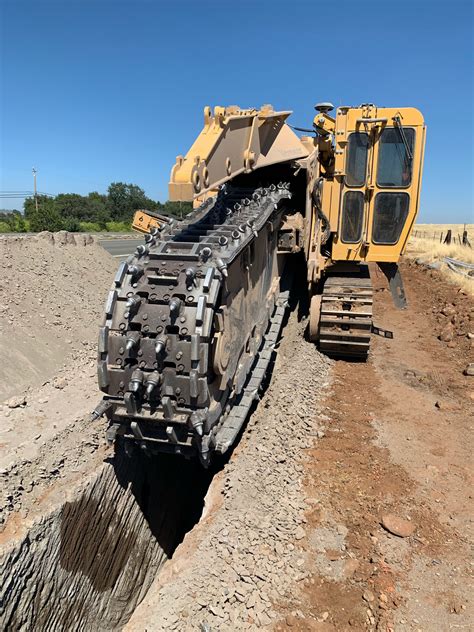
[407,235,473,295]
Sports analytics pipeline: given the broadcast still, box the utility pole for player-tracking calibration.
[32,167,38,211]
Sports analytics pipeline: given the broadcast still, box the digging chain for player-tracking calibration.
[95,182,291,464]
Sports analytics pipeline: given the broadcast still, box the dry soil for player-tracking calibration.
[0,235,472,632]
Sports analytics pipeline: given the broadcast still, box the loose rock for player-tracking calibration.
[381,514,415,538]
[6,395,27,409]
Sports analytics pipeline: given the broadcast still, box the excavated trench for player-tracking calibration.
[0,445,216,631]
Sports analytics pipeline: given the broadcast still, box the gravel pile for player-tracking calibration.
[127,312,333,631]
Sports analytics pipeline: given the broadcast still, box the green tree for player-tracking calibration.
[162,200,193,219]
[87,192,109,228]
[107,182,158,220]
[27,198,64,232]
[0,210,28,232]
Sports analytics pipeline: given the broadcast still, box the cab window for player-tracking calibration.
[377,128,415,187]
[345,133,369,187]
[341,191,364,243]
[372,192,410,244]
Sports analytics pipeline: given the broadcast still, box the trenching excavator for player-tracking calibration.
[94,102,425,465]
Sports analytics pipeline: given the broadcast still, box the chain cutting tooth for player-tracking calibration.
[126,295,141,310]
[155,335,168,355]
[135,244,149,257]
[145,371,161,396]
[169,297,182,317]
[125,331,140,352]
[128,264,144,280]
[129,369,144,393]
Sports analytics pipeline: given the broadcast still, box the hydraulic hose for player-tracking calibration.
[312,177,331,245]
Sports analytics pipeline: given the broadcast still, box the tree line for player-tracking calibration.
[0,182,192,233]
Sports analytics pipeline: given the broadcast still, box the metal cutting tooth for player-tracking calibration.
[98,326,109,354]
[114,262,128,287]
[135,244,149,257]
[162,396,174,420]
[125,331,140,352]
[190,334,200,362]
[196,296,206,325]
[128,264,144,280]
[104,290,117,317]
[129,368,144,392]
[145,371,161,396]
[155,335,168,355]
[169,297,182,317]
[185,267,197,285]
[126,295,141,310]
[203,267,214,291]
[97,361,109,389]
[189,369,199,398]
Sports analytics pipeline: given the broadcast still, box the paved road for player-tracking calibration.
[99,238,143,258]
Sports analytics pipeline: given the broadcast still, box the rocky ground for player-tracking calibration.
[0,233,472,631]
[127,260,473,632]
[0,231,116,401]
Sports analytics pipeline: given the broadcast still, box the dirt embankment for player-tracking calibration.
[0,233,120,529]
[0,231,117,402]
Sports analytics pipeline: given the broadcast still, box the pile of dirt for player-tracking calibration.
[0,232,117,401]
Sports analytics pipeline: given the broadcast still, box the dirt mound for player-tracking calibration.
[0,232,117,401]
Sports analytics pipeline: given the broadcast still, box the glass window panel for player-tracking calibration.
[372,192,410,245]
[377,128,415,187]
[341,191,364,243]
[345,133,369,187]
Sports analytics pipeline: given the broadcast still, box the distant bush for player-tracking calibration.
[79,221,103,232]
[28,203,64,232]
[62,217,81,232]
[0,211,29,232]
[105,221,132,232]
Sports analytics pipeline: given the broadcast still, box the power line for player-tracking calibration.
[0,191,55,198]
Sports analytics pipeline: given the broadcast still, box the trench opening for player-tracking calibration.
[108,441,217,559]
[0,445,221,632]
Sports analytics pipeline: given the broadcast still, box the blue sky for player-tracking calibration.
[1,0,473,222]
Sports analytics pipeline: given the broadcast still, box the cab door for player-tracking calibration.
[338,128,373,258]
[367,113,425,262]
[331,107,425,263]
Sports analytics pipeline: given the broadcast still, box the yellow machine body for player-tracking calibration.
[168,103,425,279]
[98,101,427,463]
[165,102,425,358]
[131,209,171,234]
